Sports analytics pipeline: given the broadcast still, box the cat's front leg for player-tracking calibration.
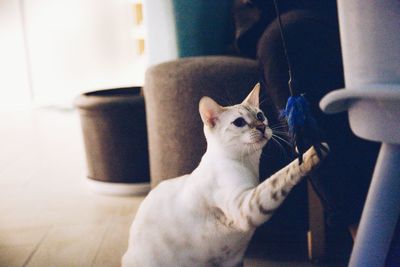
[233,144,329,231]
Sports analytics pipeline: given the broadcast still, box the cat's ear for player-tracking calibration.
[199,97,224,128]
[242,83,260,107]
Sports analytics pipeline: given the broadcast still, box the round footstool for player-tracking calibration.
[75,87,150,196]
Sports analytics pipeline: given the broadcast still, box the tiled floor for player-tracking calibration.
[0,108,347,267]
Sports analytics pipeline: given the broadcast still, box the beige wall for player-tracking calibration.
[0,0,31,108]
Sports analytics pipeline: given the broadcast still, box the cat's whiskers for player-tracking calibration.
[271,127,290,138]
[271,136,283,151]
[270,127,288,133]
[272,130,289,136]
[270,136,290,160]
[270,124,288,130]
[272,134,292,148]
[270,127,291,157]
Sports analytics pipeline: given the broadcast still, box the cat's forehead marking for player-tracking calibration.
[242,104,254,113]
[246,104,261,113]
[239,104,260,120]
[233,104,256,115]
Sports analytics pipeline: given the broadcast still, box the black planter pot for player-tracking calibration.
[75,87,150,196]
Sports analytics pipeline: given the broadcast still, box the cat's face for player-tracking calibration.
[199,84,272,156]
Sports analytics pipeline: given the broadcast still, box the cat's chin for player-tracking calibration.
[247,137,269,151]
[258,137,269,147]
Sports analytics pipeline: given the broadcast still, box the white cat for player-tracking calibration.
[122,84,328,267]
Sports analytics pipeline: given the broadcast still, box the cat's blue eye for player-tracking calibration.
[232,117,247,127]
[256,112,265,121]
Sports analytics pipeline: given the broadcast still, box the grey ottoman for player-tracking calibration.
[143,56,259,187]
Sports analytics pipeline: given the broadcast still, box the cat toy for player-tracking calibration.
[272,0,326,163]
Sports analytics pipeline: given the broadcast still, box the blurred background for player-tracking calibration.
[0,0,147,109]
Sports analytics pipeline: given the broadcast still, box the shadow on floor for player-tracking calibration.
[244,226,352,267]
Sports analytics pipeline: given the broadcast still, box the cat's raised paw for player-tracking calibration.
[301,143,329,173]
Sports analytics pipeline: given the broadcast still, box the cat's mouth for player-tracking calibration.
[255,129,272,145]
[246,128,272,149]
[249,136,269,148]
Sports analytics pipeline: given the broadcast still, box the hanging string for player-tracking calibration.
[272,0,296,96]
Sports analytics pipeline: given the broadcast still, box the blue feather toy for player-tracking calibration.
[281,95,324,163]
[272,0,326,164]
